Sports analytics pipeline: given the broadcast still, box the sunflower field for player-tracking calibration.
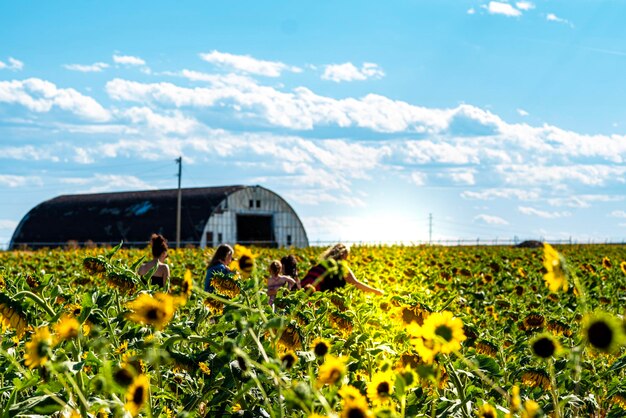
[1,243,626,418]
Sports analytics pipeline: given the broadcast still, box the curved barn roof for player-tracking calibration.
[10,185,247,249]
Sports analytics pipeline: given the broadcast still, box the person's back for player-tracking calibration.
[138,234,170,288]
[267,260,296,305]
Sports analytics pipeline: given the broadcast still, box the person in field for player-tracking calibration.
[267,259,298,306]
[281,254,300,290]
[301,243,384,295]
[138,233,170,288]
[204,243,235,293]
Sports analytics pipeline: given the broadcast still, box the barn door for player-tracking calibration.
[236,214,275,247]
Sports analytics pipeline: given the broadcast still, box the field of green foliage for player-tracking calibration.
[1,243,626,418]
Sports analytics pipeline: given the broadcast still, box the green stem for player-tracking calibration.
[548,359,561,418]
[446,362,470,418]
[13,291,56,317]
[454,351,509,402]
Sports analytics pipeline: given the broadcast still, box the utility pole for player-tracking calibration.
[429,213,432,245]
[176,156,182,249]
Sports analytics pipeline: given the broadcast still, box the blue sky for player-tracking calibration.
[2,0,626,247]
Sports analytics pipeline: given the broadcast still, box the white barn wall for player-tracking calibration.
[200,186,308,248]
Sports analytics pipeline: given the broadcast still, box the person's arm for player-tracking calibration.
[345,268,384,295]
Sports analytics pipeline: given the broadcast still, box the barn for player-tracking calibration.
[9,185,309,249]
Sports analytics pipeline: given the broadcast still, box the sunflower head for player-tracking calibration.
[311,337,330,357]
[278,324,302,351]
[530,333,561,360]
[0,293,29,337]
[542,243,568,293]
[24,325,53,369]
[126,292,176,330]
[281,351,298,370]
[229,244,255,278]
[366,371,395,406]
[55,315,80,341]
[477,403,497,418]
[583,312,626,353]
[522,312,545,331]
[125,374,149,417]
[211,273,241,298]
[341,396,372,418]
[420,310,466,355]
[181,269,193,299]
[602,256,612,269]
[620,261,626,276]
[204,297,224,315]
[317,355,347,387]
[520,368,551,389]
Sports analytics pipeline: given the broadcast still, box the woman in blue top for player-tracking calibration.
[204,244,234,292]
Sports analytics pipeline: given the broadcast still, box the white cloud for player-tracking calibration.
[0,174,43,188]
[461,188,540,200]
[518,206,571,218]
[199,50,301,77]
[410,172,427,186]
[548,195,622,208]
[546,13,571,26]
[497,164,626,186]
[81,174,155,193]
[64,62,109,72]
[0,78,110,121]
[516,1,534,11]
[119,107,199,135]
[485,2,522,17]
[517,108,529,116]
[474,214,509,225]
[321,62,385,83]
[447,169,476,185]
[467,8,476,14]
[610,210,626,218]
[0,57,24,71]
[113,54,146,66]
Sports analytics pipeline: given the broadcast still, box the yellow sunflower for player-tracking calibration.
[310,337,331,357]
[211,274,241,298]
[542,243,568,292]
[198,362,211,376]
[281,350,298,370]
[522,399,541,418]
[278,324,302,351]
[582,311,626,353]
[366,371,395,406]
[521,369,550,389]
[182,269,193,296]
[620,261,626,276]
[125,374,150,417]
[0,294,29,337]
[407,323,438,364]
[126,292,176,330]
[602,256,612,269]
[229,244,255,278]
[530,333,561,360]
[338,385,366,403]
[204,298,224,315]
[341,396,372,418]
[477,403,497,418]
[54,314,80,343]
[419,310,466,354]
[612,393,626,411]
[24,326,53,369]
[317,355,347,387]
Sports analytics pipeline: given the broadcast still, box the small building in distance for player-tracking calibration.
[10,185,309,249]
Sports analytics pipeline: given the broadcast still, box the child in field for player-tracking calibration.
[267,260,298,306]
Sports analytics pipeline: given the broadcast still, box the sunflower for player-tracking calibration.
[407,324,438,364]
[278,324,302,351]
[475,340,498,357]
[281,351,298,370]
[510,385,521,412]
[522,399,541,418]
[547,319,572,337]
[542,243,568,292]
[341,396,372,418]
[394,304,429,326]
[582,312,626,353]
[366,371,395,406]
[126,292,176,330]
[612,393,626,411]
[211,273,241,298]
[83,257,107,275]
[54,314,80,342]
[317,355,347,387]
[229,244,255,278]
[0,293,29,337]
[530,333,561,359]
[419,310,466,354]
[521,369,550,389]
[125,374,150,416]
[522,313,545,330]
[311,337,331,357]
[477,403,497,418]
[329,311,354,335]
[338,385,366,403]
[602,256,612,269]
[620,261,626,275]
[204,297,224,315]
[24,326,53,369]
[65,303,82,317]
[198,362,211,376]
[180,269,193,302]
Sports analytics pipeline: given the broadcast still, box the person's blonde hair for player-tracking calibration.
[320,243,349,261]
